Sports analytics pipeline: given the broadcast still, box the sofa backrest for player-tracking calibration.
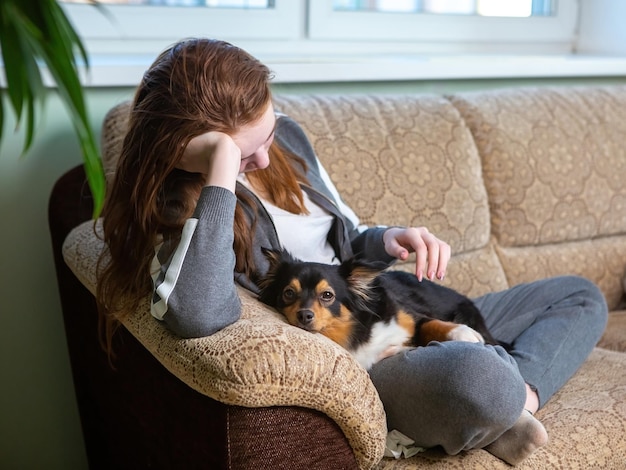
[100,86,626,307]
[451,86,626,308]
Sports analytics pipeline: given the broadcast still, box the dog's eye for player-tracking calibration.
[282,287,296,302]
[320,290,335,302]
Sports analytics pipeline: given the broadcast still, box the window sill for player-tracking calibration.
[3,53,626,88]
[266,54,626,83]
[84,53,626,86]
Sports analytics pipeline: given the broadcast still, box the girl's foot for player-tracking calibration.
[484,409,548,466]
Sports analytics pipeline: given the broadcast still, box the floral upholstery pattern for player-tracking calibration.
[273,95,491,254]
[451,87,626,308]
[451,86,626,243]
[65,87,626,469]
[274,94,508,298]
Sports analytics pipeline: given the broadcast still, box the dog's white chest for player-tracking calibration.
[351,320,412,370]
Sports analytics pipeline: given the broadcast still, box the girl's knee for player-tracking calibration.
[560,275,608,332]
[369,342,526,450]
[442,343,526,427]
[556,275,604,302]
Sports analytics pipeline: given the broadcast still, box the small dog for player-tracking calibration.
[258,248,501,370]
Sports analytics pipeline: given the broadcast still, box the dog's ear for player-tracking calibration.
[258,248,300,304]
[261,247,299,268]
[340,258,386,280]
[258,248,283,305]
[259,247,287,290]
[339,257,385,297]
[261,247,284,270]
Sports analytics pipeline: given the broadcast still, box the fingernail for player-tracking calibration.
[437,272,445,280]
[428,271,435,281]
[417,270,423,282]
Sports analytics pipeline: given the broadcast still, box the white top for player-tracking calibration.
[237,175,340,265]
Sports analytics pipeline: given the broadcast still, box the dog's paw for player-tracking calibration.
[377,344,410,361]
[447,325,485,343]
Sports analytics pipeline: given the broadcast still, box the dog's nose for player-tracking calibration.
[297,309,314,325]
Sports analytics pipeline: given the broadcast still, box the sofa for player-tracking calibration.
[50,85,626,469]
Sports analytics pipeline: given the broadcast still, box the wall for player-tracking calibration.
[1,76,625,469]
[0,88,131,470]
[577,0,626,55]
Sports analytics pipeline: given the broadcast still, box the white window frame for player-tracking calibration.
[308,0,579,54]
[32,0,626,86]
[61,1,301,51]
[63,0,579,55]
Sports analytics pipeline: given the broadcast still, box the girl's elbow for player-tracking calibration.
[166,300,241,339]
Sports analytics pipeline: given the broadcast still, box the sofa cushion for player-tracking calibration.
[495,236,626,311]
[451,86,626,308]
[450,86,626,247]
[274,94,491,253]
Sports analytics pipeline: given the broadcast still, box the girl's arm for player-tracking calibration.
[150,186,241,338]
[150,131,244,338]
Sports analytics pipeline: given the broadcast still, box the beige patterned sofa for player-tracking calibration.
[57,85,626,469]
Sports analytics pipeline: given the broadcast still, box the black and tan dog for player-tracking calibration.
[259,248,501,370]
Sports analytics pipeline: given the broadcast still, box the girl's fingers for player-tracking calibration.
[436,241,451,280]
[383,226,451,282]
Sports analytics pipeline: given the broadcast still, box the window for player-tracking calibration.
[60,0,299,49]
[60,0,576,54]
[54,0,600,86]
[308,0,576,53]
[332,0,555,16]
[63,0,270,5]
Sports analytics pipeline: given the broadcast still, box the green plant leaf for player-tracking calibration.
[0,3,46,155]
[0,0,105,216]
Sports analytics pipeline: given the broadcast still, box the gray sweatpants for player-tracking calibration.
[368,275,608,454]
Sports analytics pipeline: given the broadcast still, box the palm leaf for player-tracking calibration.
[0,0,105,216]
[0,4,45,152]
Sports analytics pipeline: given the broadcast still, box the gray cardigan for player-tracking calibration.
[150,115,394,338]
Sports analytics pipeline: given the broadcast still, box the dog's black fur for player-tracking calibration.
[259,248,501,369]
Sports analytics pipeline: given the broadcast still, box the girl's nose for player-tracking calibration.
[241,148,270,173]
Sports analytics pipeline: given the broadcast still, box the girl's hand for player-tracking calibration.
[382,227,451,282]
[178,131,242,192]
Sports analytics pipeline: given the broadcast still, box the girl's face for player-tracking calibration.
[232,102,277,174]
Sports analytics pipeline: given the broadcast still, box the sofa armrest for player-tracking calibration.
[62,220,387,470]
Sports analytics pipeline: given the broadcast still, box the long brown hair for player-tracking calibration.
[97,38,307,353]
